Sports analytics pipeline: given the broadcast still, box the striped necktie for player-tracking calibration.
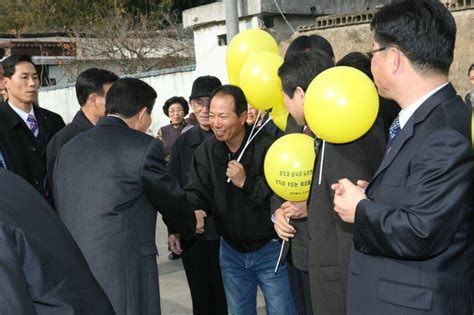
[303,125,314,137]
[0,151,5,169]
[27,114,39,138]
[387,116,401,148]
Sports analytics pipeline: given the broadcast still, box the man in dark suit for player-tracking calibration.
[53,78,204,315]
[0,55,65,205]
[0,169,114,314]
[47,67,118,183]
[270,35,335,315]
[332,1,473,313]
[275,51,386,314]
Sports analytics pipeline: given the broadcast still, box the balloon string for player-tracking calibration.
[274,221,288,273]
[248,111,261,143]
[318,140,326,185]
[226,113,272,183]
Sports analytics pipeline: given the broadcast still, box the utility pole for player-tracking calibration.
[225,0,239,43]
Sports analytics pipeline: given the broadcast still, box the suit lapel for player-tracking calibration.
[369,83,457,185]
[371,118,414,180]
[0,101,23,129]
[34,106,51,146]
[0,102,39,144]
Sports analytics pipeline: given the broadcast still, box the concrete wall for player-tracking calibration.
[290,8,474,96]
[305,0,391,14]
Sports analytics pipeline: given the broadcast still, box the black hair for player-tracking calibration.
[285,35,335,61]
[210,85,247,116]
[1,55,36,78]
[468,64,474,76]
[75,68,118,107]
[105,78,157,118]
[370,0,456,75]
[278,50,334,97]
[0,48,5,59]
[162,96,189,117]
[336,52,373,81]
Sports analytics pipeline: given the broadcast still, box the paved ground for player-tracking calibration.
[155,215,267,314]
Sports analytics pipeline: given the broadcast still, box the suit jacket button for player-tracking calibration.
[30,146,37,152]
[34,180,40,185]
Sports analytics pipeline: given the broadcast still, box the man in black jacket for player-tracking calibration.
[167,75,228,315]
[185,85,296,315]
[0,169,114,314]
[0,55,65,206]
[47,68,118,183]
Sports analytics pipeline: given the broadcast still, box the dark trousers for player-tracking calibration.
[181,238,228,315]
[288,262,313,315]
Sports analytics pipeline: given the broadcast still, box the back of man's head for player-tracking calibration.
[210,85,247,116]
[279,50,335,97]
[371,0,456,75]
[106,78,157,118]
[2,55,35,78]
[285,35,334,61]
[336,52,373,81]
[76,68,118,107]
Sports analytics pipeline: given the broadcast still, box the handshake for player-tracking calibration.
[167,210,207,256]
[194,210,207,234]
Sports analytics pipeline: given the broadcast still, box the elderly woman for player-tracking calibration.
[157,96,190,162]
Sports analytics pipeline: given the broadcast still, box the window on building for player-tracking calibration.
[218,34,227,46]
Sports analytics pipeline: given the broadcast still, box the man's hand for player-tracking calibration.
[226,160,246,188]
[356,180,370,192]
[168,234,182,255]
[331,178,367,223]
[281,201,308,219]
[274,208,296,241]
[194,210,207,234]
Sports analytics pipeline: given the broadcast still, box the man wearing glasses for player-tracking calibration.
[332,0,473,313]
[167,76,228,315]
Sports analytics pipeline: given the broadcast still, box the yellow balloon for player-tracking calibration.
[270,104,288,132]
[264,134,315,201]
[226,29,279,86]
[304,66,379,143]
[239,52,283,110]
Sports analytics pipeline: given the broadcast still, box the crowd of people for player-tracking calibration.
[0,0,472,314]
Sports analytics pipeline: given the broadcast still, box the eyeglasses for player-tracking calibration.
[365,47,389,59]
[169,109,184,114]
[190,98,210,110]
[365,46,405,59]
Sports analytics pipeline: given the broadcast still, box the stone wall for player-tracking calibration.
[283,6,473,97]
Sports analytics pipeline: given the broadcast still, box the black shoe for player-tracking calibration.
[168,252,181,260]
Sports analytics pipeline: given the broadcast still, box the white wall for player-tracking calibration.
[38,66,196,136]
[192,16,261,84]
[38,19,274,136]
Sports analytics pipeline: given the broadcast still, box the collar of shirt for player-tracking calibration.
[8,102,36,126]
[398,82,449,129]
[106,114,126,122]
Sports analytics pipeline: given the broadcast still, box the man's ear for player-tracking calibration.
[294,86,305,106]
[88,93,98,108]
[239,110,248,124]
[3,77,10,90]
[138,107,147,121]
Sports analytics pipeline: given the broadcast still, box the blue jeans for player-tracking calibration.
[219,238,296,315]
